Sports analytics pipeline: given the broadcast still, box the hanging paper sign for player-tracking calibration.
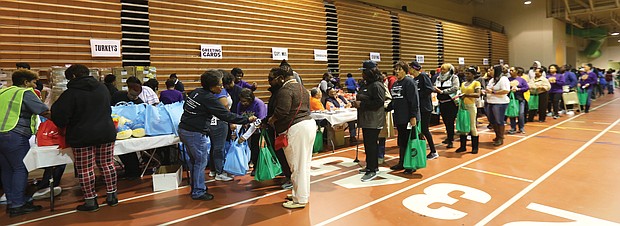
[416,55,425,63]
[314,49,328,61]
[272,47,288,60]
[483,58,489,65]
[200,45,223,59]
[458,57,465,65]
[499,59,505,65]
[90,39,121,57]
[370,52,381,62]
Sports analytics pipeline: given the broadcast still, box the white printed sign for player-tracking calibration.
[499,59,505,65]
[272,47,288,60]
[200,45,222,59]
[90,39,121,57]
[483,58,489,65]
[314,49,328,61]
[458,57,465,65]
[370,52,381,62]
[416,55,425,63]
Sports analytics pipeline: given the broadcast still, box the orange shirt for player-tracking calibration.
[310,97,325,111]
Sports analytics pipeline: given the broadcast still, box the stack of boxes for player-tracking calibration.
[113,66,157,91]
[0,69,12,88]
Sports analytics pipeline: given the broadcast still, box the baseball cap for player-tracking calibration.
[409,61,422,71]
[359,60,377,70]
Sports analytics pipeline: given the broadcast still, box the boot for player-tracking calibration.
[76,197,99,212]
[106,192,118,207]
[585,105,590,113]
[455,135,468,153]
[471,136,479,154]
[491,124,499,142]
[493,125,505,146]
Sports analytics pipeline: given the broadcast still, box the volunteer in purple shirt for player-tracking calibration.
[508,67,529,134]
[231,68,257,91]
[578,63,598,113]
[236,88,267,176]
[159,78,184,104]
[547,64,566,118]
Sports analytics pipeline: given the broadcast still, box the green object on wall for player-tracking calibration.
[566,24,607,59]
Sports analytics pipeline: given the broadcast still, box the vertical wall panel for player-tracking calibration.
[149,0,327,99]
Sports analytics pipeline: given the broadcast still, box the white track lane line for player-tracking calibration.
[475,118,620,226]
[313,97,619,226]
[460,166,534,183]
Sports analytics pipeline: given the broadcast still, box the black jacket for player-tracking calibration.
[179,88,249,134]
[226,85,243,114]
[104,82,118,97]
[414,73,434,113]
[388,76,420,125]
[51,76,116,148]
[357,80,385,129]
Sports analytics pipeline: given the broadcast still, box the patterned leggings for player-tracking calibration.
[73,142,117,199]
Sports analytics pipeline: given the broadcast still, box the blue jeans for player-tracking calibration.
[208,121,228,174]
[488,103,509,125]
[348,121,357,138]
[607,84,614,94]
[377,137,386,158]
[509,100,526,131]
[0,131,31,208]
[585,88,593,106]
[178,128,210,198]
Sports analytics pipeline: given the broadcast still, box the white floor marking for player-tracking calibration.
[475,118,620,226]
[460,167,534,183]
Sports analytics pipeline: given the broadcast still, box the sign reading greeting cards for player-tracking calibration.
[370,52,381,62]
[272,48,289,60]
[90,39,121,57]
[200,45,223,59]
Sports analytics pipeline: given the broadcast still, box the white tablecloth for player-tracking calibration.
[310,110,357,125]
[24,135,180,172]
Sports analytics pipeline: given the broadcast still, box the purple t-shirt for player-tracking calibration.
[236,97,267,120]
[159,89,184,104]
[546,73,566,93]
[508,77,529,100]
[579,71,598,89]
[235,80,256,91]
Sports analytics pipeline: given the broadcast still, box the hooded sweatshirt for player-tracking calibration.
[51,76,116,148]
[528,61,547,81]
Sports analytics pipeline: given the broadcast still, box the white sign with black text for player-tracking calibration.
[458,57,465,65]
[90,39,121,57]
[200,45,223,59]
[483,58,489,65]
[416,55,425,63]
[499,59,504,65]
[370,52,381,62]
[272,47,289,60]
[314,49,328,61]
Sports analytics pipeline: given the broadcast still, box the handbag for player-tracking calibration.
[313,128,323,153]
[274,82,303,150]
[529,94,539,110]
[403,124,427,170]
[577,87,588,106]
[36,120,61,146]
[505,92,520,117]
[456,101,470,134]
[255,129,283,181]
[224,128,251,176]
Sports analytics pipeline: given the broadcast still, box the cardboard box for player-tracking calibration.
[152,165,183,192]
[327,124,347,147]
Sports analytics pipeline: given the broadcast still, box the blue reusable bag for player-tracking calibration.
[144,103,175,136]
[223,135,251,176]
[163,101,184,135]
[111,102,146,126]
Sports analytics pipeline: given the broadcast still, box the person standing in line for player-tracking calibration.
[236,88,267,176]
[178,70,255,201]
[507,67,530,134]
[264,74,293,190]
[377,72,392,164]
[434,63,460,148]
[267,67,316,209]
[353,61,386,182]
[528,68,551,122]
[455,67,481,154]
[486,65,511,146]
[547,64,566,119]
[207,70,235,182]
[0,69,51,217]
[578,63,598,113]
[388,61,420,174]
[51,64,118,212]
[409,61,438,160]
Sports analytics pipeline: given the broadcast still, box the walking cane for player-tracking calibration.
[354,127,360,163]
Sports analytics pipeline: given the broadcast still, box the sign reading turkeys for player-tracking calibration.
[272,48,288,60]
[314,49,328,61]
[90,39,121,57]
[370,52,381,62]
[200,45,223,59]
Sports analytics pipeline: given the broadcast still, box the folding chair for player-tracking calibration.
[562,92,580,113]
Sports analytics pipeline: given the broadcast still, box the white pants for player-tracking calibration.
[284,119,317,204]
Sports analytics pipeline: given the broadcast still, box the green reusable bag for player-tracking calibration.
[577,88,588,106]
[528,94,539,110]
[456,101,470,134]
[505,92,520,117]
[403,125,427,170]
[313,128,323,153]
[254,129,283,181]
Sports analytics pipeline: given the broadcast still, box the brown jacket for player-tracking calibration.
[272,80,311,134]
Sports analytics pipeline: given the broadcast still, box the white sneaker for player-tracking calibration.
[215,173,233,182]
[208,171,216,177]
[33,187,62,200]
[0,194,6,205]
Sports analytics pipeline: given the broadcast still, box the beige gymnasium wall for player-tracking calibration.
[357,0,476,25]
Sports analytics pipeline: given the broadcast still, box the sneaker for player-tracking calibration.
[192,193,214,201]
[518,129,525,134]
[378,157,384,164]
[0,194,6,205]
[359,168,373,174]
[546,112,553,117]
[33,187,62,200]
[215,173,233,182]
[427,152,439,160]
[553,115,559,119]
[282,200,306,209]
[285,194,293,201]
[281,181,293,190]
[8,202,43,217]
[389,165,404,171]
[208,171,216,177]
[507,130,516,135]
[404,169,416,174]
[361,171,377,182]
